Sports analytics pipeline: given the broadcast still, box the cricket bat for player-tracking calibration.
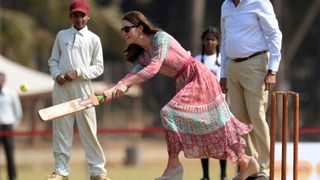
[38,94,106,122]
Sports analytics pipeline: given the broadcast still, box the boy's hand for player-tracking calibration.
[65,70,77,81]
[56,74,67,86]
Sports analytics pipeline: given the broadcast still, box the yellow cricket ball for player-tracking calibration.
[20,83,29,92]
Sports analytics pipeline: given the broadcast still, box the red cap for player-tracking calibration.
[69,0,90,15]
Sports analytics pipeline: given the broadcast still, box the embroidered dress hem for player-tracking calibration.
[160,57,252,162]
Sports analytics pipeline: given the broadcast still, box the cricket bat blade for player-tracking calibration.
[38,95,105,122]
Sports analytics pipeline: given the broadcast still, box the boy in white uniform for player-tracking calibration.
[47,0,109,180]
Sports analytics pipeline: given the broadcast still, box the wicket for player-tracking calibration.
[270,91,299,180]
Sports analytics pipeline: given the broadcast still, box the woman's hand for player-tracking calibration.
[115,81,129,93]
[111,81,128,98]
[102,81,129,102]
[103,88,114,102]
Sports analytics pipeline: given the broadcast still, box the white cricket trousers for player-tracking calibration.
[52,80,107,176]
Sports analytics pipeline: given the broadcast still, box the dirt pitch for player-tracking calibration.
[0,136,238,180]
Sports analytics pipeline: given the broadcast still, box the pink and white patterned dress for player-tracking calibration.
[122,31,252,162]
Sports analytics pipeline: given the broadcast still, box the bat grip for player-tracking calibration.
[97,95,106,101]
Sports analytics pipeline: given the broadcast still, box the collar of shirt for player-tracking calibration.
[71,25,89,36]
[227,0,245,6]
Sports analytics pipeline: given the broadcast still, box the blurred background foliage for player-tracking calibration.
[0,0,319,140]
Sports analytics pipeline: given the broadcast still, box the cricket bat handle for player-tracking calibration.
[97,95,106,102]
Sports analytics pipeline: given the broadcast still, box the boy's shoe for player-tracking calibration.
[90,174,110,180]
[46,173,68,180]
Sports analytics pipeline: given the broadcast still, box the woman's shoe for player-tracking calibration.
[155,164,183,180]
[232,157,259,180]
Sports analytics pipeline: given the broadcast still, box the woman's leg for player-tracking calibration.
[228,143,258,178]
[236,154,259,179]
[238,155,250,175]
[161,154,181,176]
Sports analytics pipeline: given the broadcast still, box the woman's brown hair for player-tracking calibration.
[122,11,161,63]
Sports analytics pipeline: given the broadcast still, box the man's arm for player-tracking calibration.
[258,0,282,72]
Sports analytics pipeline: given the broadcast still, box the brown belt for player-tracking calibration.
[233,50,268,62]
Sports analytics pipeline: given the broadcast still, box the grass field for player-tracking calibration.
[0,137,238,180]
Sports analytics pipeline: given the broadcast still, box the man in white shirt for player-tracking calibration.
[0,72,23,180]
[220,0,282,179]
